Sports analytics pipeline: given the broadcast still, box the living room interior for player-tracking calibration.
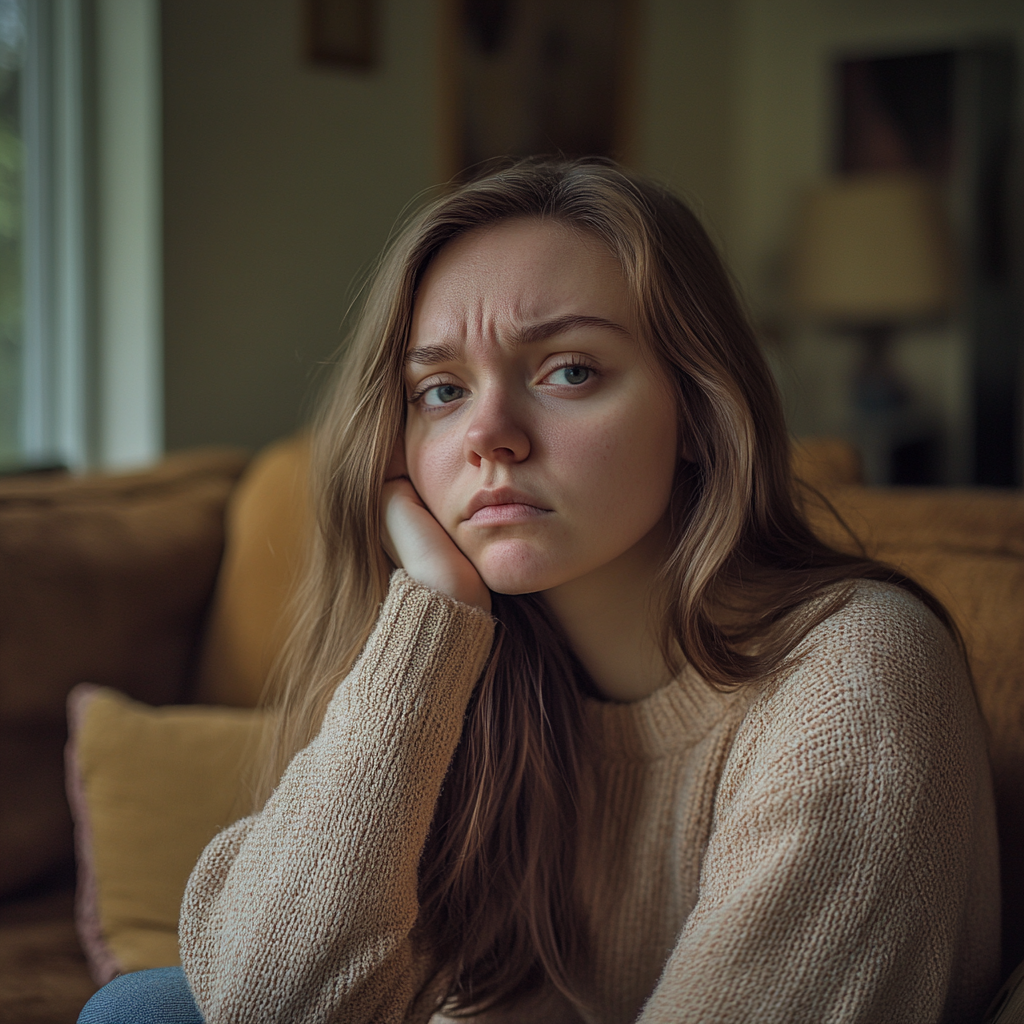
[157,0,1024,486]
[1,1,1022,1022]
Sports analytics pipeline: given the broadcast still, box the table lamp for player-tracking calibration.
[788,172,957,483]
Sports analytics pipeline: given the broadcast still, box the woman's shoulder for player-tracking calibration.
[775,577,964,700]
[725,580,979,788]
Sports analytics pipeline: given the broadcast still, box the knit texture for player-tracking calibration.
[179,572,999,1024]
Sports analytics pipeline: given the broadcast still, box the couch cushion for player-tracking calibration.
[65,685,266,983]
[192,435,312,708]
[0,449,249,897]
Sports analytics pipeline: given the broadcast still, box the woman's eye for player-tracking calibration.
[422,383,465,407]
[551,364,591,386]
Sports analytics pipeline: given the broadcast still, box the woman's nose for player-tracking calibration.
[463,387,530,466]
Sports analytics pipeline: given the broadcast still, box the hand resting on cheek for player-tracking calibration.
[381,436,492,613]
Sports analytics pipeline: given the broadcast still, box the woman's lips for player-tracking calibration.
[464,488,552,524]
[467,502,550,525]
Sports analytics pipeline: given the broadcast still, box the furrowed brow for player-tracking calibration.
[404,341,463,367]
[404,315,629,366]
[513,314,630,346]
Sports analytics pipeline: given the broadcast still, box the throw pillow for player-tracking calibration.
[191,434,312,708]
[65,684,267,983]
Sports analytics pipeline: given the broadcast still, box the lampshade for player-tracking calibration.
[789,173,956,324]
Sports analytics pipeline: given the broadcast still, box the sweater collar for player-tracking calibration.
[584,665,746,759]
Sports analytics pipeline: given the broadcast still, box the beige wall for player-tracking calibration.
[163,0,1021,460]
[162,0,740,452]
[163,0,441,450]
[635,0,737,250]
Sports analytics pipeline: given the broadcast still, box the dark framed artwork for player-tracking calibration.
[440,0,637,180]
[305,0,375,70]
[838,51,955,178]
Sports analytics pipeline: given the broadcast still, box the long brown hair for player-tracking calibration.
[256,157,960,1016]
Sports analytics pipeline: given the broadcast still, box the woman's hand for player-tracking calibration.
[381,439,491,613]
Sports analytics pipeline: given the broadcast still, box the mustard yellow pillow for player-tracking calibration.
[65,684,267,983]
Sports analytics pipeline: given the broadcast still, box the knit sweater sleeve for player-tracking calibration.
[178,570,495,1024]
[637,584,1000,1024]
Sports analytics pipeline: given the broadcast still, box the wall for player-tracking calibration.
[634,0,737,251]
[161,0,739,453]
[162,0,440,451]
[164,0,1021,463]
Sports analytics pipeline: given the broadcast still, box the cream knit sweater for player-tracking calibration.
[180,571,1000,1024]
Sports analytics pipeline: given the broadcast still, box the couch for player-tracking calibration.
[0,435,1020,1024]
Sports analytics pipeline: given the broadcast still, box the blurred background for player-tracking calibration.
[0,0,1021,485]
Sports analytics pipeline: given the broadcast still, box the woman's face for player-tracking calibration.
[403,217,679,596]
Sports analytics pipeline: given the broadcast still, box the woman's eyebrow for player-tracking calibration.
[404,314,629,368]
[513,314,630,346]
[405,340,463,367]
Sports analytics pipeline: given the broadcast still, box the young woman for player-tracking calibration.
[80,159,999,1024]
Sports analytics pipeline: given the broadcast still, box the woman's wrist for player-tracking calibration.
[402,559,492,613]
[382,478,492,613]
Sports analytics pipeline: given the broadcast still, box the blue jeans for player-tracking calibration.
[78,966,204,1023]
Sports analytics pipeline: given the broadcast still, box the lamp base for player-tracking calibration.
[849,324,940,485]
[852,325,908,413]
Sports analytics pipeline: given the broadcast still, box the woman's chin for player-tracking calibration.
[471,540,572,597]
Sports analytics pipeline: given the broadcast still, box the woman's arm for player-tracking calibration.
[179,571,494,1024]
[637,584,1000,1024]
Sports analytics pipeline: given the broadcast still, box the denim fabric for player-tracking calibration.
[78,966,204,1024]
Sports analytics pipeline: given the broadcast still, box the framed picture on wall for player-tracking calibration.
[305,0,375,70]
[439,0,638,181]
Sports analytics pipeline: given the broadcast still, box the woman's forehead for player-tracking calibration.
[410,218,630,344]
[427,216,614,278]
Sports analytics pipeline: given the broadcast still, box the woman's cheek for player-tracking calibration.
[406,430,464,526]
[539,405,612,464]
[541,414,623,508]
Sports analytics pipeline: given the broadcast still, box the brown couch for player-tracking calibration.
[0,436,1021,1023]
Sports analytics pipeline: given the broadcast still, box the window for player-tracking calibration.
[0,0,162,473]
[0,0,23,467]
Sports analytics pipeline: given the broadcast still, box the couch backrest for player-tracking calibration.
[0,447,249,897]
[193,434,1024,971]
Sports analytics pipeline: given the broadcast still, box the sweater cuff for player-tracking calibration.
[341,569,495,722]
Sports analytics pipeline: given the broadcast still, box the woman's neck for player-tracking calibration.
[542,520,675,703]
